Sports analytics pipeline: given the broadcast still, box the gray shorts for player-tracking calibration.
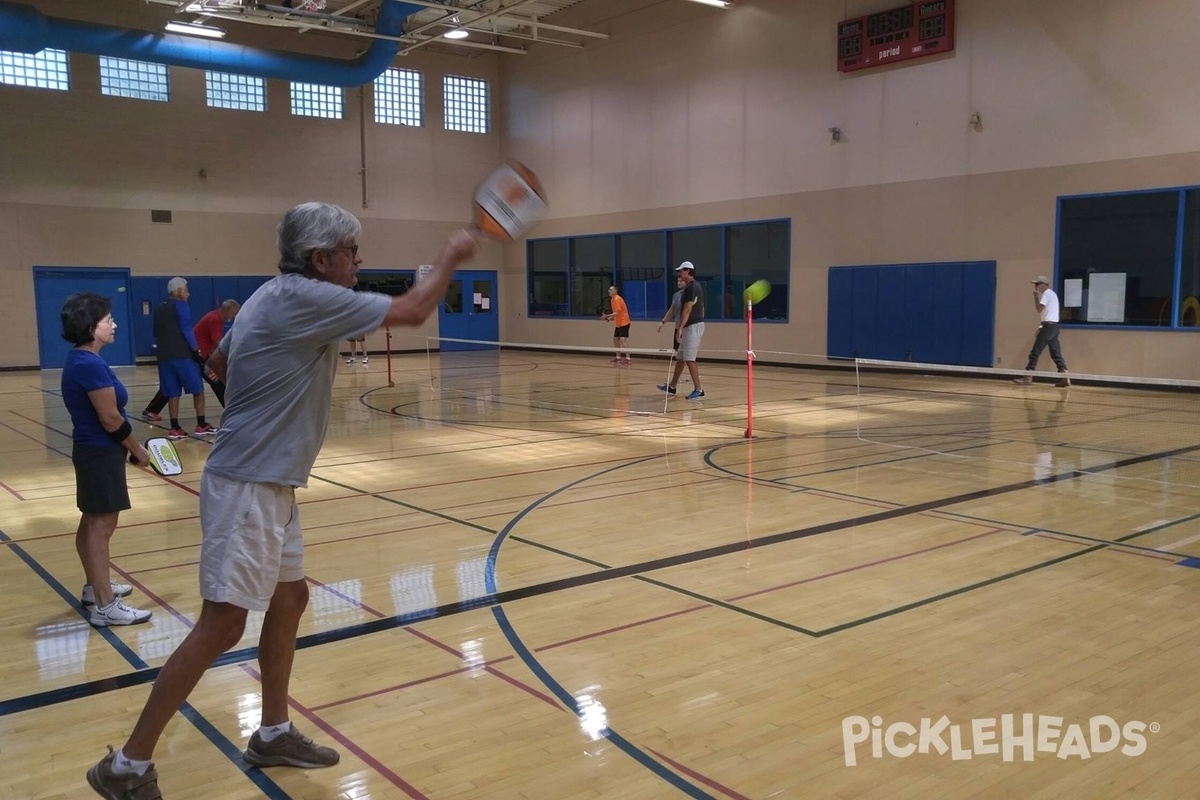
[678,322,705,361]
[199,471,303,611]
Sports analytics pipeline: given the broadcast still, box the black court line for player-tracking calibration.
[6,438,1199,718]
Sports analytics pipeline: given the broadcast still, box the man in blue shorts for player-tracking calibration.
[153,277,215,439]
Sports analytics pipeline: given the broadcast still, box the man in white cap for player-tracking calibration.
[1014,275,1069,387]
[657,261,706,399]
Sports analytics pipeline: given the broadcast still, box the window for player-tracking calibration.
[0,48,69,90]
[443,75,488,133]
[727,221,790,320]
[529,239,570,316]
[1178,191,1200,327]
[572,236,613,317]
[99,56,169,102]
[375,67,422,126]
[1057,189,1193,328]
[355,270,414,296]
[291,82,343,119]
[670,227,722,320]
[617,232,667,321]
[206,71,266,112]
[528,219,791,322]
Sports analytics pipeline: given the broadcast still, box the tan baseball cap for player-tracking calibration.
[1031,275,1051,285]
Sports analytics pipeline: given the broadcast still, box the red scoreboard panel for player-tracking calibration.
[837,0,955,73]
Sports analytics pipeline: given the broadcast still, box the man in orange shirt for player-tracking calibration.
[602,285,631,365]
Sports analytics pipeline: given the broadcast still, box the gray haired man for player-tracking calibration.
[88,203,478,799]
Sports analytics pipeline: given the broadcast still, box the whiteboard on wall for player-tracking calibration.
[1087,273,1126,323]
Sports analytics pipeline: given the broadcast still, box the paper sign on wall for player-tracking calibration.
[1063,279,1082,308]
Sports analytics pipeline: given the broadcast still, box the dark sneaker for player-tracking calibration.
[1012,375,1033,385]
[657,384,677,396]
[685,389,706,400]
[87,746,161,800]
[244,726,340,768]
[1055,371,1070,388]
[81,580,133,607]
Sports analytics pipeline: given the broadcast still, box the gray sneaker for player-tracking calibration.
[87,746,161,800]
[81,580,133,607]
[90,598,152,627]
[244,726,340,768]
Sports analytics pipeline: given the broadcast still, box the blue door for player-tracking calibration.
[34,267,135,368]
[438,270,498,352]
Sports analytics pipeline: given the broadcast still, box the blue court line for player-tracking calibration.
[0,526,294,800]
[485,456,717,800]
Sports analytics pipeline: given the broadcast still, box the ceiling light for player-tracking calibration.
[444,28,469,39]
[164,21,226,39]
[687,0,732,7]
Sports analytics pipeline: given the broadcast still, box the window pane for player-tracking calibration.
[291,82,343,119]
[375,67,423,126]
[0,48,69,90]
[1179,190,1200,328]
[617,232,666,321]
[205,71,266,112]
[99,56,169,102]
[1058,192,1178,326]
[355,271,414,296]
[572,236,613,317]
[669,227,721,322]
[444,75,488,133]
[529,239,569,316]
[727,221,789,320]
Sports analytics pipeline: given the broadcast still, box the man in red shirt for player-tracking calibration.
[141,299,239,418]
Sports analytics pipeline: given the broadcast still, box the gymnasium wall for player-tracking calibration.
[498,0,1200,380]
[0,0,503,367]
[4,0,1200,379]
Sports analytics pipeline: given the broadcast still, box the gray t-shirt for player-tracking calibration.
[205,273,391,487]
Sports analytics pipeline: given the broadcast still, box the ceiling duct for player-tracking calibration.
[0,0,424,87]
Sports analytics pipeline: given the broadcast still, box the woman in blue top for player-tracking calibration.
[60,292,154,626]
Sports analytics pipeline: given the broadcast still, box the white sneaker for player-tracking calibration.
[81,580,133,607]
[345,357,355,364]
[90,598,152,627]
[361,356,369,364]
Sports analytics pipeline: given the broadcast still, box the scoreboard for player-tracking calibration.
[837,0,955,73]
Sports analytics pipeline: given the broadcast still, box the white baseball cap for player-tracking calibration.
[675,261,695,272]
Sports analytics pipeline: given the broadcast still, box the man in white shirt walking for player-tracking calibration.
[1014,275,1070,387]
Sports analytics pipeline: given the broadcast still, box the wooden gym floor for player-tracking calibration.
[1,352,1198,799]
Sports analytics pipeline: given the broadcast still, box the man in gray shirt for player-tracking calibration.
[88,202,478,798]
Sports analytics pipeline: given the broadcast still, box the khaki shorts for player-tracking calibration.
[679,322,705,361]
[199,471,303,612]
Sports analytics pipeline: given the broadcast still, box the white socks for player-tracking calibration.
[257,720,292,742]
[112,749,152,777]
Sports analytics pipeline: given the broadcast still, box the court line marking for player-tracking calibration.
[0,526,295,799]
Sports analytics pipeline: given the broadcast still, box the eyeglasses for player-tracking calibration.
[328,244,359,257]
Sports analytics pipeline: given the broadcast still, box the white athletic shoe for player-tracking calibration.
[345,357,355,364]
[81,580,133,607]
[361,356,369,364]
[90,598,152,626]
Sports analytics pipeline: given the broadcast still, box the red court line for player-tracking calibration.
[648,747,752,800]
[300,578,744,796]
[1035,532,1177,560]
[241,664,432,800]
[536,605,709,652]
[0,478,25,500]
[727,528,1008,602]
[309,661,508,712]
